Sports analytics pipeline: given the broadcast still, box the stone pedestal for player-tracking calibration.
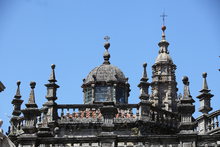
[99,102,118,147]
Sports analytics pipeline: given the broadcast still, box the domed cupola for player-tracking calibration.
[82,36,130,104]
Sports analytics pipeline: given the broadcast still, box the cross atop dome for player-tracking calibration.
[103,36,111,64]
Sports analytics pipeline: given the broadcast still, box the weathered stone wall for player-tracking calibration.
[33,141,220,147]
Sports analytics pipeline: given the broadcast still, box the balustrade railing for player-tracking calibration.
[114,104,139,123]
[57,104,103,123]
[9,103,179,137]
[206,110,220,134]
[56,103,179,128]
[149,106,179,128]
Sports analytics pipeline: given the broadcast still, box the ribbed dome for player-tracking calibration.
[155,52,173,63]
[84,64,127,84]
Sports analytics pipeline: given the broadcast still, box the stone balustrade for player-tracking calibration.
[207,110,220,134]
[196,110,220,135]
[150,106,179,128]
[53,103,179,130]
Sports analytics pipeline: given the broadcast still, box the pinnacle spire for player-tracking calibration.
[103,36,111,65]
[138,62,150,101]
[11,81,23,117]
[49,64,57,83]
[45,64,60,104]
[197,72,213,114]
[26,81,37,108]
[14,81,21,99]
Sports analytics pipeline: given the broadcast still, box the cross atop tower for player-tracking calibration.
[160,11,167,26]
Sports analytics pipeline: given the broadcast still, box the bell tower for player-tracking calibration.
[151,16,178,112]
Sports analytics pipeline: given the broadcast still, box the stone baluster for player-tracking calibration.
[216,115,219,127]
[208,119,211,131]
[72,108,75,118]
[136,106,140,118]
[211,117,215,129]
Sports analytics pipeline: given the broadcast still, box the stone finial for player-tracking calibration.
[49,64,57,83]
[202,72,208,90]
[141,62,148,81]
[104,42,110,50]
[182,76,191,99]
[30,81,36,89]
[14,81,21,98]
[182,76,189,85]
[29,81,36,103]
[103,36,111,65]
[26,81,37,108]
[161,25,166,41]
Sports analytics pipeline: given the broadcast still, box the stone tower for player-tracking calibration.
[151,25,178,112]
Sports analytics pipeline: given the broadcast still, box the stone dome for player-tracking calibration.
[84,64,127,84]
[82,37,130,105]
[155,52,173,63]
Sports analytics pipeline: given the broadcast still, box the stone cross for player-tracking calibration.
[104,36,110,42]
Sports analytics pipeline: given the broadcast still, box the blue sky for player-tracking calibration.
[0,0,220,132]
